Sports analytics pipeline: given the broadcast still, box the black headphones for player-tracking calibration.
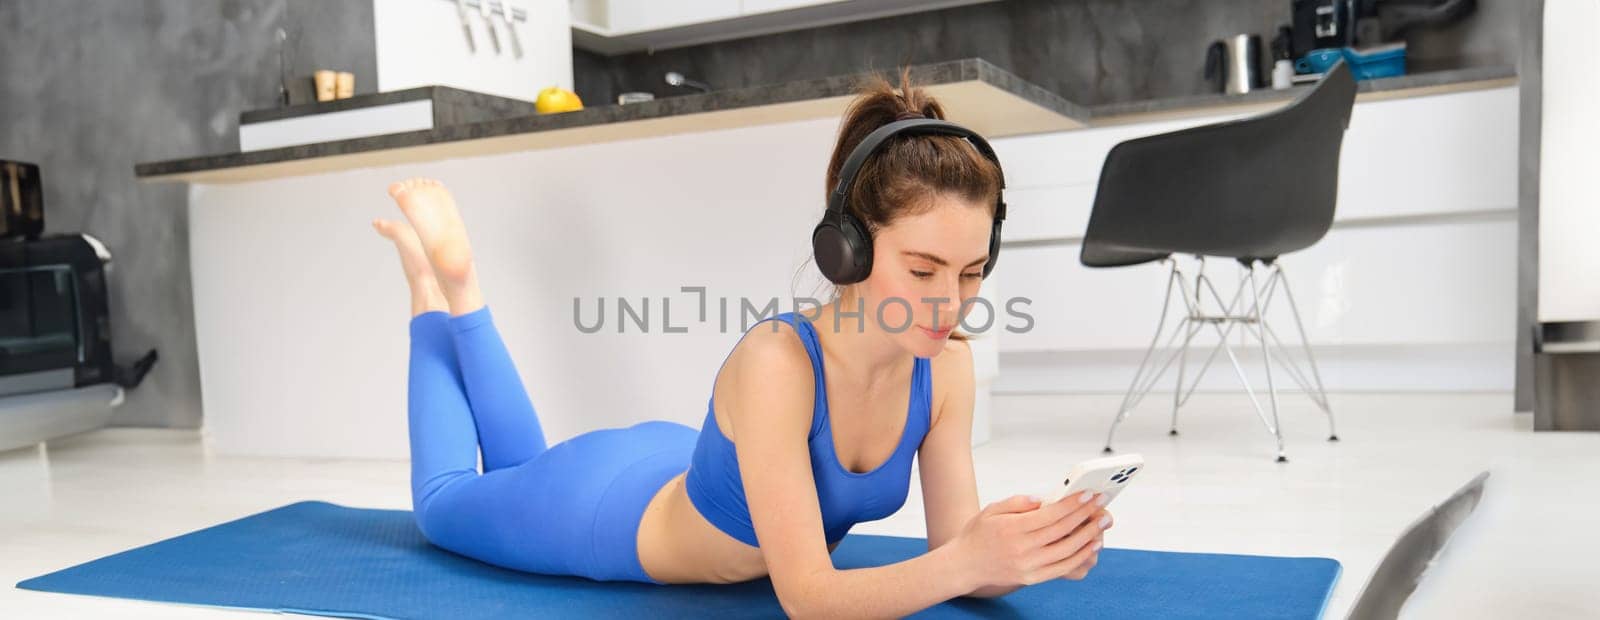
[811,117,1007,285]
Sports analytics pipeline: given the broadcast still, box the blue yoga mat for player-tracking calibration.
[17,501,1339,619]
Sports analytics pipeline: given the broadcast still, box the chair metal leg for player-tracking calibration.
[1177,267,1253,407]
[1104,259,1182,453]
[1125,318,1198,413]
[1226,265,1336,441]
[1191,276,1284,456]
[1204,315,1280,441]
[1207,269,1323,409]
[1197,265,1332,460]
[1272,263,1338,441]
[1248,264,1288,462]
[1170,317,1195,436]
[1168,257,1220,436]
[1239,268,1320,401]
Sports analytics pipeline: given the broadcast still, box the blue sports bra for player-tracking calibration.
[684,311,932,547]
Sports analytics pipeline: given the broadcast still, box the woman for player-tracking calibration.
[371,72,1112,618]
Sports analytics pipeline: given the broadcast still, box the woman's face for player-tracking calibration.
[853,194,993,359]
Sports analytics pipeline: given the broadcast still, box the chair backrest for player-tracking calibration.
[1080,61,1358,268]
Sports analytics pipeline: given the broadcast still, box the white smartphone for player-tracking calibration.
[1041,453,1145,506]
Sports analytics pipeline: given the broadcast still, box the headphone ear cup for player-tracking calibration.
[812,216,848,284]
[812,209,873,284]
[841,210,873,283]
[982,218,1003,278]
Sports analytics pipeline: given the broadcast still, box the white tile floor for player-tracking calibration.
[1,392,1597,619]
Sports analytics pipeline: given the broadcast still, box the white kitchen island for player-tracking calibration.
[145,60,1075,459]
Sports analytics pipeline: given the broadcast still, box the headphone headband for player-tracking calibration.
[826,118,1008,222]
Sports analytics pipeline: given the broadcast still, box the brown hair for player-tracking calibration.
[817,67,1003,341]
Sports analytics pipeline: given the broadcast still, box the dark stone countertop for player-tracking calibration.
[135,60,1515,181]
[1089,65,1516,120]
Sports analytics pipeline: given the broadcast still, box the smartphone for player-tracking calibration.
[1041,453,1144,506]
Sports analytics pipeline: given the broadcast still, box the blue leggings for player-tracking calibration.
[407,306,698,584]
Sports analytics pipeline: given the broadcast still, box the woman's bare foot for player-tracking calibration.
[386,178,485,316]
[372,218,448,317]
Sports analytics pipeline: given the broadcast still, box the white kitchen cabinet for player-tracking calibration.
[568,0,607,29]
[605,0,740,34]
[574,0,997,54]
[375,0,571,102]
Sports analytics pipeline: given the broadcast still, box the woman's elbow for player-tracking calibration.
[776,588,812,618]
[773,567,829,619]
[779,595,809,619]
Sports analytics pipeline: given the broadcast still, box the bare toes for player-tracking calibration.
[376,219,421,246]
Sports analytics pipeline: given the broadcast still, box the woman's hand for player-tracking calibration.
[1060,504,1111,581]
[948,491,1113,593]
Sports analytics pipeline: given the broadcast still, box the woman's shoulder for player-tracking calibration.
[731,316,815,376]
[712,315,819,441]
[927,337,974,428]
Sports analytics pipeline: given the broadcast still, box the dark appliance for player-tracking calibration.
[1290,0,1477,56]
[1,234,117,396]
[1293,0,1355,53]
[0,159,158,397]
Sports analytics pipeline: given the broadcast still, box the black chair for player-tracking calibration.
[1083,61,1357,462]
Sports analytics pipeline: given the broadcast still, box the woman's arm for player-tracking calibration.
[919,339,980,553]
[729,325,979,618]
[916,339,1020,599]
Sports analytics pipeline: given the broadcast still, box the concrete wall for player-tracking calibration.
[0,0,375,428]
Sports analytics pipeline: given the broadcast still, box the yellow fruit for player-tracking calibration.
[536,87,583,114]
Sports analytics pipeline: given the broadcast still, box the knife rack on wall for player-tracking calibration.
[446,0,527,57]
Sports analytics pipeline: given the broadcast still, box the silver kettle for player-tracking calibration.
[1205,34,1264,95]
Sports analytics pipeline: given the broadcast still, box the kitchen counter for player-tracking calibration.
[136,59,1087,184]
[1088,65,1517,126]
[135,59,1515,184]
